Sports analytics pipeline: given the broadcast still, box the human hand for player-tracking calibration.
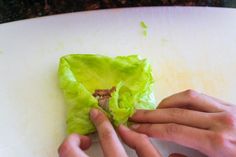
[130,90,236,157]
[58,108,162,157]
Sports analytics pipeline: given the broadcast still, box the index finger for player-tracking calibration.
[130,108,212,129]
[90,108,128,157]
[158,90,226,112]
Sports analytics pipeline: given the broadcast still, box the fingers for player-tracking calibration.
[118,124,162,157]
[58,134,91,157]
[202,93,233,107]
[90,108,128,157]
[130,123,213,155]
[131,108,212,129]
[158,89,226,112]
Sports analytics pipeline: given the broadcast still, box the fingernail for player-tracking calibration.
[119,124,129,131]
[90,108,99,120]
[130,124,140,130]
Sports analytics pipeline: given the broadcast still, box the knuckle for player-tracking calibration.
[136,124,155,137]
[144,124,154,136]
[184,89,199,100]
[208,132,227,149]
[99,125,115,140]
[165,123,180,137]
[223,113,235,127]
[216,113,236,128]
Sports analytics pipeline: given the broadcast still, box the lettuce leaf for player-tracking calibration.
[58,54,156,135]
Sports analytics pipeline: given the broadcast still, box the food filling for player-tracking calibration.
[93,87,116,111]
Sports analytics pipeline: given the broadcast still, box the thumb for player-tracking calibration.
[58,134,91,157]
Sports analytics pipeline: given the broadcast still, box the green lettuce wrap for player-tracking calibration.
[58,54,156,135]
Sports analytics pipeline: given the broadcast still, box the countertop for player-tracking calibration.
[1,7,236,157]
[0,7,236,157]
[0,0,236,23]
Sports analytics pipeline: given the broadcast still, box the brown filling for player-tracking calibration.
[93,87,116,111]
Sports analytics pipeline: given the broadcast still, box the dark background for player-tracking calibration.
[0,0,236,23]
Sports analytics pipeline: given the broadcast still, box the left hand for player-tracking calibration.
[58,134,91,157]
[58,108,162,157]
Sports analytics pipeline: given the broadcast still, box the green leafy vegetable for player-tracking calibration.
[140,21,148,36]
[58,54,156,135]
[140,21,148,29]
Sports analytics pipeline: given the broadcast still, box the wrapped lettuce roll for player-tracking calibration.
[58,54,156,135]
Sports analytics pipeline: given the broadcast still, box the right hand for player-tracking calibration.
[130,90,236,157]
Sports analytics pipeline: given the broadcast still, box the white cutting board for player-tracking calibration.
[0,7,236,157]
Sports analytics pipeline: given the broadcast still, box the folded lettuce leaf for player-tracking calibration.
[58,54,156,135]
